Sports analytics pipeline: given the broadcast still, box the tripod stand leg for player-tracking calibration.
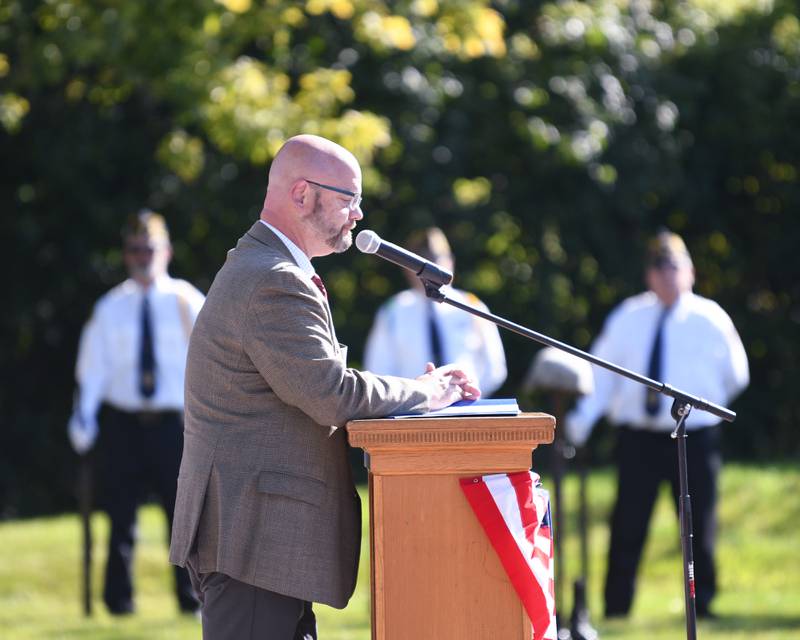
[672,401,698,640]
[551,394,570,638]
[78,455,93,617]
[569,450,597,640]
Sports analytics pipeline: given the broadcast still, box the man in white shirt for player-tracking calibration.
[565,231,749,619]
[68,210,205,615]
[364,227,507,397]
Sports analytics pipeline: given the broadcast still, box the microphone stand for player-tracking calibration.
[422,280,735,640]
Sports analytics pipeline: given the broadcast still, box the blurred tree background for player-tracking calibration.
[1,0,798,516]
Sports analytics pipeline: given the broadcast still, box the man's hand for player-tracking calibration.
[68,412,99,455]
[416,362,481,410]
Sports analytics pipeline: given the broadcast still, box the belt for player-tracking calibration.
[618,423,715,434]
[617,423,675,434]
[105,404,182,426]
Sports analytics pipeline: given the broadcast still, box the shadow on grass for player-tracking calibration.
[39,615,199,640]
[600,612,800,636]
[704,613,800,632]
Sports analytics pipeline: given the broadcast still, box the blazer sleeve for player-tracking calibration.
[243,266,431,427]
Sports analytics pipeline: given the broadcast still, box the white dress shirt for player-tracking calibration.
[259,220,315,278]
[364,288,508,396]
[567,290,749,440]
[75,274,205,418]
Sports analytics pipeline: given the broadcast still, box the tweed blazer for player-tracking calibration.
[169,222,431,608]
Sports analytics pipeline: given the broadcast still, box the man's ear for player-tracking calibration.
[289,179,309,209]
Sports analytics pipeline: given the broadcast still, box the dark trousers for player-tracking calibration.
[604,425,721,617]
[98,405,198,614]
[186,555,317,640]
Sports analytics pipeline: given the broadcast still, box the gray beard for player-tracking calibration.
[308,194,352,253]
[330,229,353,253]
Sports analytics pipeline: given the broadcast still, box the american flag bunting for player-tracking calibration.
[460,471,556,640]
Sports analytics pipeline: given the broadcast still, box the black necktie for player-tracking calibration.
[644,307,669,416]
[139,295,156,398]
[427,301,444,368]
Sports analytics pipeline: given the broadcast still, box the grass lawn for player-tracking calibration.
[1,463,798,639]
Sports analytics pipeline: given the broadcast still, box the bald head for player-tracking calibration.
[267,135,360,195]
[261,134,364,258]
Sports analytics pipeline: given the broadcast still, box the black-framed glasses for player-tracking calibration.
[648,255,688,271]
[305,179,362,211]
[124,243,156,256]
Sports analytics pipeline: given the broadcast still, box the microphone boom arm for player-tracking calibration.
[421,279,735,423]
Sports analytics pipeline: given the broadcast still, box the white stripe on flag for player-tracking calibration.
[484,473,536,562]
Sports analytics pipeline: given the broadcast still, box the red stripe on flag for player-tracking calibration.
[510,471,539,551]
[460,476,553,640]
[533,545,550,567]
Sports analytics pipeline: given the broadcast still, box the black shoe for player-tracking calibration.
[604,608,629,620]
[605,611,628,620]
[179,596,201,616]
[696,606,718,620]
[107,603,134,616]
[181,606,201,621]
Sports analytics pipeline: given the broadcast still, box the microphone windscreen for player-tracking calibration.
[356,230,381,254]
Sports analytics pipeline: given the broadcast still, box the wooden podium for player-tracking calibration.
[347,413,555,640]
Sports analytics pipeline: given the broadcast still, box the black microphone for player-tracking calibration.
[355,230,453,286]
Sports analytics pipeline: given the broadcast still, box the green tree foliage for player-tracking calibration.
[1,0,797,515]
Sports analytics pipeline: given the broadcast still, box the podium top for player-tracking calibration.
[346,413,555,475]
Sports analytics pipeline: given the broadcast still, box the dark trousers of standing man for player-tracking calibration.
[604,425,721,618]
[99,404,198,614]
[186,557,318,640]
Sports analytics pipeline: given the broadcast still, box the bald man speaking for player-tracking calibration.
[170,135,479,639]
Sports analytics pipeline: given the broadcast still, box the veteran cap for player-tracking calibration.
[122,209,170,244]
[646,230,691,268]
